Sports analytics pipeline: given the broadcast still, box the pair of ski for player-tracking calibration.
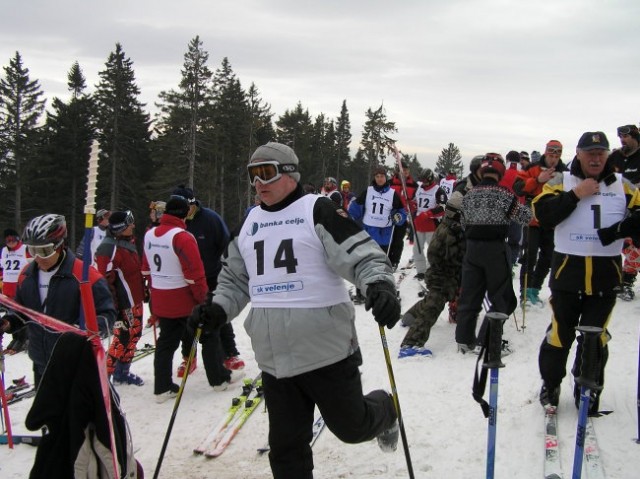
[1,376,36,406]
[194,374,263,458]
[0,433,41,446]
[544,406,605,479]
[131,343,155,362]
[256,414,326,455]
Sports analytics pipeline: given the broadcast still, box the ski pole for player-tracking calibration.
[572,325,604,478]
[153,324,201,479]
[0,337,14,448]
[388,144,423,255]
[484,312,507,479]
[520,225,530,331]
[378,325,415,479]
[637,329,640,444]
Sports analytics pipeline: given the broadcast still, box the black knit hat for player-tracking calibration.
[108,210,134,235]
[617,125,640,141]
[506,151,520,163]
[4,228,19,239]
[172,185,196,204]
[165,196,190,219]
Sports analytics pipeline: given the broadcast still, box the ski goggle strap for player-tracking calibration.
[27,241,62,259]
[110,210,135,232]
[247,161,298,186]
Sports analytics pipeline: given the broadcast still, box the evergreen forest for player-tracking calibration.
[0,37,463,248]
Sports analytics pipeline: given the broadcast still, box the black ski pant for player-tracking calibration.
[455,239,517,346]
[538,291,613,390]
[519,225,554,292]
[263,353,396,479]
[388,222,407,267]
[181,322,238,358]
[154,316,230,394]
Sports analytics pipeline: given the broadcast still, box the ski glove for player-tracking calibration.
[0,313,25,334]
[188,301,227,333]
[392,212,404,226]
[365,281,401,329]
[597,212,640,246]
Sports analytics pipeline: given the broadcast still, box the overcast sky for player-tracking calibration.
[2,0,638,170]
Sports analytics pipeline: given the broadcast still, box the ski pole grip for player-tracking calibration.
[485,312,508,369]
[575,325,604,390]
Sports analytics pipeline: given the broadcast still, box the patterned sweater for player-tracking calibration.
[461,177,532,241]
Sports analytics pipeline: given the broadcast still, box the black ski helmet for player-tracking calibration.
[420,168,435,184]
[470,155,485,174]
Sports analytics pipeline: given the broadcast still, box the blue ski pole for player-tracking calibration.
[572,325,603,478]
[484,312,507,479]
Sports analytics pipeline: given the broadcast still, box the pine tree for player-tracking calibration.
[40,62,96,248]
[154,36,214,196]
[360,103,397,177]
[94,43,152,221]
[246,82,275,150]
[208,57,251,223]
[335,100,352,183]
[275,102,313,180]
[245,82,274,206]
[435,142,464,178]
[309,113,333,185]
[0,51,46,227]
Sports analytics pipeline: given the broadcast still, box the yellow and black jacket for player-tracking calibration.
[532,159,640,295]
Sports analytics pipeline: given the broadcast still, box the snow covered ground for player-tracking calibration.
[2,244,640,478]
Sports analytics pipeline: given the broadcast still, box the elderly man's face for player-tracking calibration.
[576,148,609,179]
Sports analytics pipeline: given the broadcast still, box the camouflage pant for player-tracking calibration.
[401,276,459,347]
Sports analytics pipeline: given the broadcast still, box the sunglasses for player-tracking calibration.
[27,242,60,259]
[5,236,18,243]
[546,147,562,154]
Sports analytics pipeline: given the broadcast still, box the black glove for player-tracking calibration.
[597,212,640,246]
[365,281,401,329]
[0,313,26,333]
[597,224,618,246]
[188,301,227,334]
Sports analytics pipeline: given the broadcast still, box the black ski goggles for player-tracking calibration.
[617,125,638,136]
[247,161,297,186]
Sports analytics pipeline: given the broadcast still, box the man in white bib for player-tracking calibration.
[533,131,640,414]
[189,142,401,479]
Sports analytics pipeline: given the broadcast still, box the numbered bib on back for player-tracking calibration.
[144,227,189,289]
